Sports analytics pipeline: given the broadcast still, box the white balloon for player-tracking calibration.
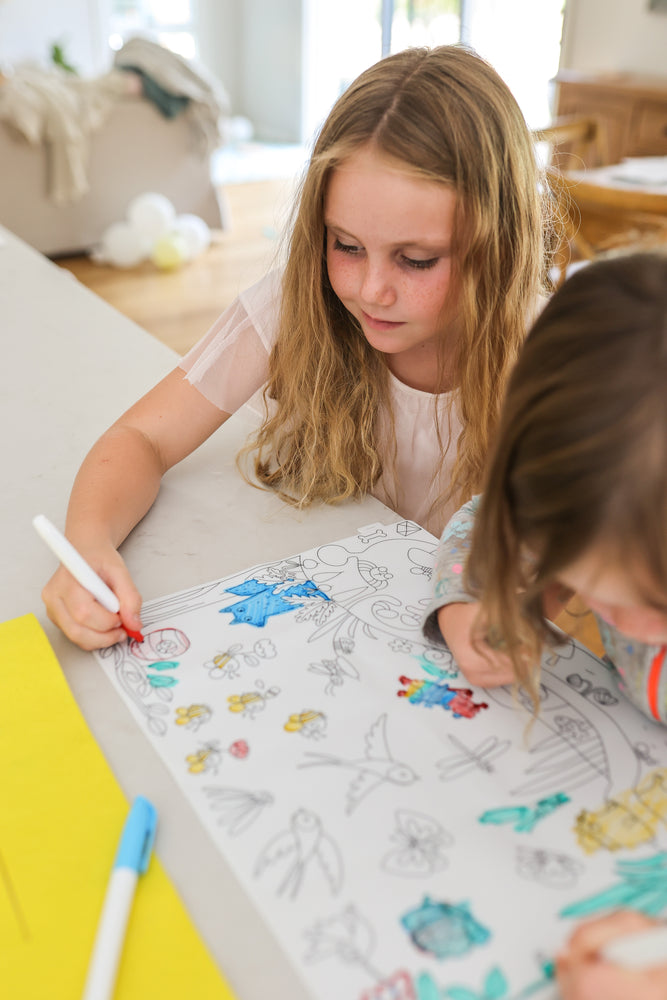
[150,233,189,271]
[101,221,147,268]
[173,214,211,260]
[127,192,176,244]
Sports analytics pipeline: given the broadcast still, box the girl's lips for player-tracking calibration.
[361,310,404,332]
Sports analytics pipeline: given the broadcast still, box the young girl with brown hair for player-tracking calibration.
[424,252,667,723]
[42,44,550,650]
[425,250,667,1000]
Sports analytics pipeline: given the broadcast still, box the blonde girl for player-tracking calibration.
[42,44,550,650]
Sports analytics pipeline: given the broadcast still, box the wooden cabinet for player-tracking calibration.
[554,70,667,165]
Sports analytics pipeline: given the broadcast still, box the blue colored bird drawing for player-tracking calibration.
[219,578,330,627]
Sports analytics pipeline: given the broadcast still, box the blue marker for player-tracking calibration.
[82,797,157,1000]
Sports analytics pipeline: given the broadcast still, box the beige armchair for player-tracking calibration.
[0,95,229,257]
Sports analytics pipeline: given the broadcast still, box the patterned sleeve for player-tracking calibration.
[422,495,481,646]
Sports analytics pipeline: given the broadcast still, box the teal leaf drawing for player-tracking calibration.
[416,972,441,1000]
[147,674,179,687]
[442,966,508,1000]
[443,989,479,1000]
[147,660,179,670]
[484,966,508,998]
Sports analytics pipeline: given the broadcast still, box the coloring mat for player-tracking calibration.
[94,520,667,1000]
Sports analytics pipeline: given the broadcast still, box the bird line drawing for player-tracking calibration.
[254,808,344,899]
[298,713,419,814]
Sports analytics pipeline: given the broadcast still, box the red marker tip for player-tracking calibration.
[125,627,145,643]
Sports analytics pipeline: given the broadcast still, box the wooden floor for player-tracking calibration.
[55,177,605,660]
[55,178,297,357]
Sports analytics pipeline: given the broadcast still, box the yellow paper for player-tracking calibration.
[0,614,237,1000]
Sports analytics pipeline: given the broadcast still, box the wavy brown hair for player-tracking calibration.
[467,252,667,709]
[241,45,549,523]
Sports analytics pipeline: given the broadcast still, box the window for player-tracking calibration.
[108,0,198,60]
[302,0,462,144]
[384,0,462,55]
[303,0,563,143]
[383,0,565,127]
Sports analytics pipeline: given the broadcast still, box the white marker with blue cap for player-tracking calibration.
[82,796,157,1000]
[32,514,145,642]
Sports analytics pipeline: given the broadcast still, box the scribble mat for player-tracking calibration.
[94,520,667,1000]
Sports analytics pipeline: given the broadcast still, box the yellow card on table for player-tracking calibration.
[0,614,237,1000]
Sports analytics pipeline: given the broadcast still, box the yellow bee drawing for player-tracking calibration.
[228,691,263,713]
[227,685,280,718]
[175,704,212,731]
[284,710,327,739]
[186,742,222,774]
[203,648,239,680]
[211,651,233,671]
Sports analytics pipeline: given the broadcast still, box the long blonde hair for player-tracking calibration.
[242,45,548,520]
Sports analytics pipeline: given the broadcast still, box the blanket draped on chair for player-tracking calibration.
[0,38,229,205]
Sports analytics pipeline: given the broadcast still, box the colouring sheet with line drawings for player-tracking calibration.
[94,520,667,1000]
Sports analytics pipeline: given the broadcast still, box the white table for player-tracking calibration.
[566,154,667,195]
[0,226,398,998]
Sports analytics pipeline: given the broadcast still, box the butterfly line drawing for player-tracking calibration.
[381,808,453,877]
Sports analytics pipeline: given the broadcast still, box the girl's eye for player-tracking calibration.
[331,236,439,270]
[333,237,361,255]
[402,255,439,270]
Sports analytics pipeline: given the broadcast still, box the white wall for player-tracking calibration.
[560,0,667,74]
[197,0,241,114]
[238,0,303,142]
[0,0,109,74]
[198,0,304,142]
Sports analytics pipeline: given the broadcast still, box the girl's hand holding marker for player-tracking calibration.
[556,912,667,1000]
[34,515,144,647]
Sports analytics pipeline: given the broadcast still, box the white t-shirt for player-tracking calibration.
[179,270,461,537]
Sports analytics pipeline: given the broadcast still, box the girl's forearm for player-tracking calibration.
[64,424,166,551]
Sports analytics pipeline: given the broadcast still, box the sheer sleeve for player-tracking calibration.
[178,270,282,413]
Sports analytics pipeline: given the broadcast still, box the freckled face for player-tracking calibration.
[324,145,457,391]
[558,550,667,646]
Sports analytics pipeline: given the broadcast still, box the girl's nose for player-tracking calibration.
[359,261,396,308]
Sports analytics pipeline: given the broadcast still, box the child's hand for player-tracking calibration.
[41,546,143,651]
[556,911,667,1000]
[437,602,514,687]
